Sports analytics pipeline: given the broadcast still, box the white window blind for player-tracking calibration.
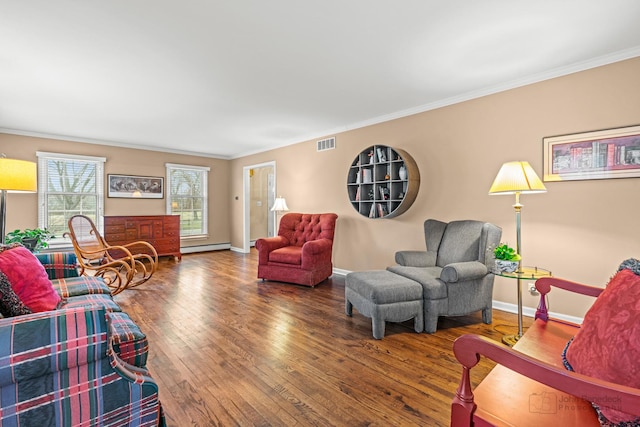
[166,163,209,237]
[36,152,105,240]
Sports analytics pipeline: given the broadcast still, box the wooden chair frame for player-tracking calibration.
[65,215,158,295]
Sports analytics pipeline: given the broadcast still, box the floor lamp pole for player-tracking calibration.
[513,191,523,338]
[0,190,6,245]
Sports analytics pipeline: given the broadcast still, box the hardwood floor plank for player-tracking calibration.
[113,250,529,426]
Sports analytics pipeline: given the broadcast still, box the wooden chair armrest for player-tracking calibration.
[78,244,135,260]
[535,277,603,320]
[451,334,640,426]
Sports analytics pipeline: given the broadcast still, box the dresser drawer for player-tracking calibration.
[106,233,126,242]
[104,215,182,260]
[105,224,126,234]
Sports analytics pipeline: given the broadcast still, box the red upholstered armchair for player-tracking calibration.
[255,213,338,287]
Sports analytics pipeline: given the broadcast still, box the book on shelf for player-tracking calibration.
[365,203,389,218]
[377,203,387,218]
[355,186,361,201]
[376,147,386,162]
[362,169,372,183]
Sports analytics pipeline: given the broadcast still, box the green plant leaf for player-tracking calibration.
[493,243,521,261]
[4,228,54,252]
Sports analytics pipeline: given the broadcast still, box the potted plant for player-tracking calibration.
[4,228,55,252]
[493,243,521,273]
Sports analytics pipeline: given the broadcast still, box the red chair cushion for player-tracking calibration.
[269,246,302,265]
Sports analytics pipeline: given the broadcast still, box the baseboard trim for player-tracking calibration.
[332,268,349,277]
[182,243,231,253]
[492,300,583,324]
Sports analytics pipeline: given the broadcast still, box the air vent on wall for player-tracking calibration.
[316,137,336,152]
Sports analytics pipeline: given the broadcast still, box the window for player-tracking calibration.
[166,163,209,237]
[37,152,105,240]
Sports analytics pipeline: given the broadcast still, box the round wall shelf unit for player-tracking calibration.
[347,145,420,218]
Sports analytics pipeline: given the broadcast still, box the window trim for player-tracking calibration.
[36,151,106,243]
[165,163,210,238]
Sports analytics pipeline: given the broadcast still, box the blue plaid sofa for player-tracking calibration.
[0,251,165,426]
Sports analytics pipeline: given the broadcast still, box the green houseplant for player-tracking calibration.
[5,228,55,252]
[493,243,521,273]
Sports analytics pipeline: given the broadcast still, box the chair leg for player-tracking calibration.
[372,317,385,340]
[414,310,424,333]
[482,307,492,324]
[345,300,353,316]
[424,312,438,334]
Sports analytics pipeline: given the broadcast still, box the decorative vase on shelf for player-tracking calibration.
[398,165,407,181]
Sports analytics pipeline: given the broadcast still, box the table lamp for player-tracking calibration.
[0,157,38,244]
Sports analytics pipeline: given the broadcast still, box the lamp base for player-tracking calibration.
[502,334,520,347]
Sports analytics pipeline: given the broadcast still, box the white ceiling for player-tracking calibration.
[2,1,640,159]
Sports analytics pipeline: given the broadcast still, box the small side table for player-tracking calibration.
[494,266,552,346]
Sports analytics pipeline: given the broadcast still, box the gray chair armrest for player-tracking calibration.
[440,261,488,283]
[395,250,437,267]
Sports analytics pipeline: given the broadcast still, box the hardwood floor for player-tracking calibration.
[113,250,531,427]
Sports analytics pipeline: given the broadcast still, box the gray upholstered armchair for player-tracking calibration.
[387,219,502,333]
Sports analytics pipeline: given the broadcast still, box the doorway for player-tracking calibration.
[242,161,276,253]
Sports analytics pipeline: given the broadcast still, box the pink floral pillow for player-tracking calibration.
[0,246,61,312]
[564,268,640,425]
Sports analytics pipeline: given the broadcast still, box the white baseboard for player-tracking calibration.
[229,241,256,253]
[332,268,349,277]
[492,300,583,324]
[181,243,231,254]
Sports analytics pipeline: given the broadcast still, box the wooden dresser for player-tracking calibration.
[104,215,182,260]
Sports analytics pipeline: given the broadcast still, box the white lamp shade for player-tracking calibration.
[271,197,289,212]
[0,158,37,192]
[488,161,546,195]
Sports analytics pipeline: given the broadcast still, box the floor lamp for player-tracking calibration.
[0,157,38,244]
[271,196,289,230]
[489,161,546,344]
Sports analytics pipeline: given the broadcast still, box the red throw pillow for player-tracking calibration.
[0,246,61,312]
[564,268,640,424]
[0,271,32,317]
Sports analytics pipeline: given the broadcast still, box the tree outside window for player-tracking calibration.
[166,163,209,237]
[37,152,105,239]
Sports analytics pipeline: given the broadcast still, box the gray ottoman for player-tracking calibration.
[345,270,424,339]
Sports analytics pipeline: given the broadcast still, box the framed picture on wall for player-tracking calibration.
[108,174,164,198]
[543,124,640,182]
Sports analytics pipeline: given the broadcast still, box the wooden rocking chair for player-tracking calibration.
[65,215,158,295]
